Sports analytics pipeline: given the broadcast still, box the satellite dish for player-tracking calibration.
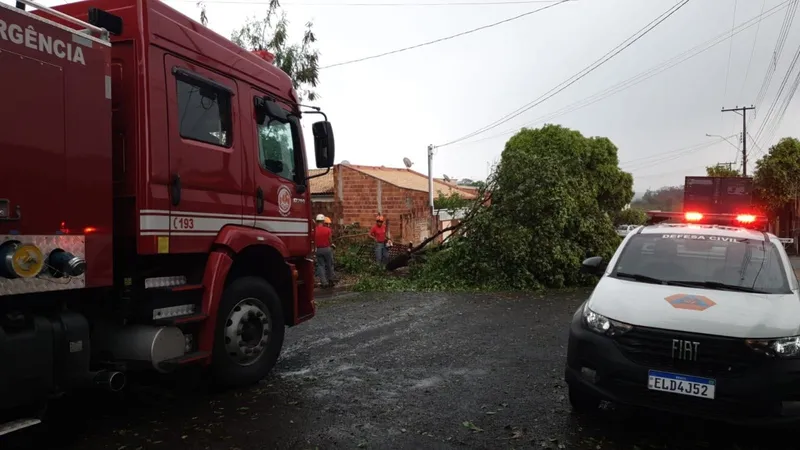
[341,160,351,165]
[443,174,450,182]
[403,157,413,168]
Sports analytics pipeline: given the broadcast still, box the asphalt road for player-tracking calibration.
[5,290,800,449]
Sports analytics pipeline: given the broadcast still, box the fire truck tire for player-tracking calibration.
[211,276,285,387]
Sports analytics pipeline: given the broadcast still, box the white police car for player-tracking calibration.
[565,211,800,423]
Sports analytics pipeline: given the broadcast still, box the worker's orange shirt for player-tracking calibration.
[370,225,387,243]
[315,226,332,248]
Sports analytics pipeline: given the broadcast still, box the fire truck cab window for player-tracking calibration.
[257,115,297,182]
[176,78,232,147]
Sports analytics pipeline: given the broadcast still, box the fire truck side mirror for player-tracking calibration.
[312,121,335,168]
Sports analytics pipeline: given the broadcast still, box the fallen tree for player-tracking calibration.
[381,124,633,290]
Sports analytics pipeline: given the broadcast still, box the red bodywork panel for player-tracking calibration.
[1,0,315,327]
[0,2,113,287]
[50,0,313,260]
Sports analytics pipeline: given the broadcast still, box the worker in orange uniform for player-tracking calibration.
[314,214,335,288]
[369,214,389,265]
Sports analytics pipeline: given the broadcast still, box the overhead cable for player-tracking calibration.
[449,0,789,147]
[434,0,691,148]
[319,0,572,69]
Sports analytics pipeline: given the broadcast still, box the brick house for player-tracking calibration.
[308,164,476,245]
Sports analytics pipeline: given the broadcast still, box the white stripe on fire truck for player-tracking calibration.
[139,214,309,234]
[139,209,308,222]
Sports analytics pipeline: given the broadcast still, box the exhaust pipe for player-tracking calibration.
[90,371,126,392]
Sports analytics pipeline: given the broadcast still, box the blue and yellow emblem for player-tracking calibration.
[664,294,716,311]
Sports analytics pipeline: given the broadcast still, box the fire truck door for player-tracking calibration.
[248,88,310,248]
[164,55,244,245]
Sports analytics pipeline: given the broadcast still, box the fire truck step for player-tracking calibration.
[0,417,41,437]
[158,351,211,371]
[154,313,209,326]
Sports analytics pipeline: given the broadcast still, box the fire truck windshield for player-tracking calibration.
[610,234,792,295]
[258,118,300,181]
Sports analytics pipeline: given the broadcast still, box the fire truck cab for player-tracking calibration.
[0,0,333,435]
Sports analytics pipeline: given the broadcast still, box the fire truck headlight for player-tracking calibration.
[48,249,87,278]
[0,241,45,278]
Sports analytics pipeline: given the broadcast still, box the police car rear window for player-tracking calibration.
[611,234,791,294]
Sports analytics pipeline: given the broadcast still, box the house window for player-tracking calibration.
[176,77,232,147]
[258,118,298,182]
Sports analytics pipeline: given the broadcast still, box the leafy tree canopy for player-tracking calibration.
[706,165,740,177]
[412,124,630,290]
[630,186,684,212]
[613,208,648,226]
[753,137,800,213]
[434,192,471,212]
[200,0,320,101]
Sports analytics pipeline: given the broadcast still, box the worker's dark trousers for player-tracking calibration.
[316,246,335,285]
[374,242,388,265]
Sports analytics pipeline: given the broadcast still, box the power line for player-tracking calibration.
[722,0,738,103]
[621,137,732,172]
[182,0,570,5]
[739,0,766,99]
[447,0,788,148]
[434,0,691,148]
[757,61,800,148]
[753,39,800,147]
[750,0,798,122]
[319,0,572,69]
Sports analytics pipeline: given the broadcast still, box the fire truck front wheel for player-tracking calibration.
[211,276,285,387]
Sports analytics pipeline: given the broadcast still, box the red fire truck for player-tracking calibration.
[0,0,333,435]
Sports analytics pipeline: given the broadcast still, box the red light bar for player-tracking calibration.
[646,210,767,230]
[736,214,756,223]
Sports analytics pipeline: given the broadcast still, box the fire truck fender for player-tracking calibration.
[196,225,295,358]
[213,225,289,257]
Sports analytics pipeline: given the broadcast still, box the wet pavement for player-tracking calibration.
[4,290,800,449]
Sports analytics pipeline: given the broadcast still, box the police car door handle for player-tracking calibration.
[256,186,264,214]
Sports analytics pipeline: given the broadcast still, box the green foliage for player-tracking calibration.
[385,124,627,291]
[331,225,382,275]
[630,186,684,211]
[753,137,800,213]
[210,0,321,101]
[433,192,471,211]
[706,165,740,177]
[613,208,648,226]
[458,179,486,189]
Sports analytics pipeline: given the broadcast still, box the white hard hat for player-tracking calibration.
[316,214,325,221]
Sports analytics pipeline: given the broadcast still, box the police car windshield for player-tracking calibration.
[611,233,791,295]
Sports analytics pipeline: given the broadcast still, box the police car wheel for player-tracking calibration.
[568,386,600,413]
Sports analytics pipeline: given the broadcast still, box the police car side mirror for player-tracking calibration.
[580,256,606,276]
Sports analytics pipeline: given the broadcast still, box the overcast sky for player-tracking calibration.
[26,0,800,192]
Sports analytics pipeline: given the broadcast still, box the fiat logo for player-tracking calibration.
[277,186,292,216]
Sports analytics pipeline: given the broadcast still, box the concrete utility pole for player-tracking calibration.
[721,105,755,176]
[427,144,434,213]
